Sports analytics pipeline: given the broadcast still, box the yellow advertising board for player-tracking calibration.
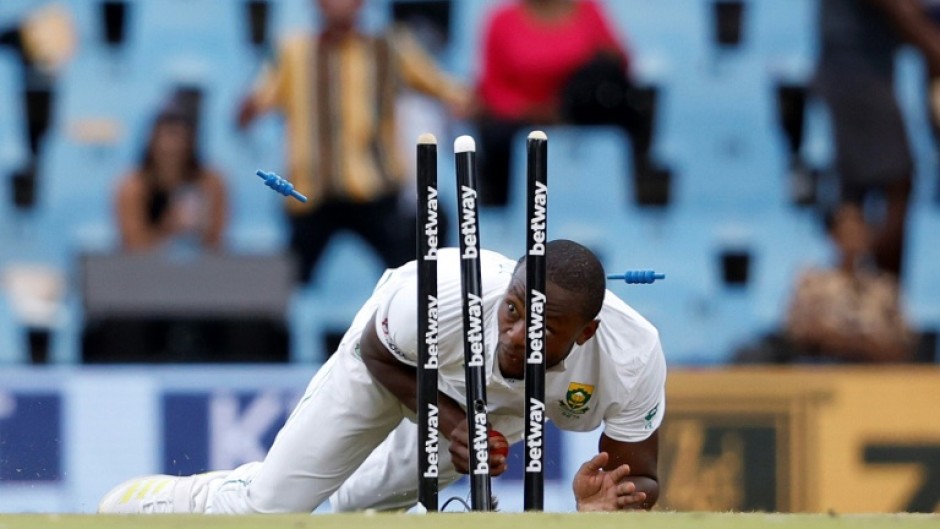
[658,367,940,513]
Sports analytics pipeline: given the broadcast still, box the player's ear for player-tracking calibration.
[575,320,599,346]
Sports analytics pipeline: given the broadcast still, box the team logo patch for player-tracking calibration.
[559,382,594,417]
[644,404,659,430]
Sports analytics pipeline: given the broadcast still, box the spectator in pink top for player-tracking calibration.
[475,0,660,206]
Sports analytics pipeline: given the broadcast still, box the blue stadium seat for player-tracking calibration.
[128,0,245,67]
[603,0,709,85]
[29,127,128,365]
[35,132,128,264]
[448,0,495,79]
[121,0,261,154]
[607,0,814,207]
[658,60,788,214]
[0,1,34,26]
[45,291,82,365]
[0,290,28,364]
[747,0,819,84]
[289,233,387,363]
[615,278,721,366]
[904,205,940,329]
[894,47,940,208]
[490,126,633,262]
[615,273,762,366]
[801,95,834,172]
[605,207,717,364]
[212,127,289,254]
[54,41,163,132]
[611,205,830,365]
[746,208,830,329]
[0,51,27,264]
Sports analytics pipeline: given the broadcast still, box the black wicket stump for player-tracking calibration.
[416,133,440,512]
[524,131,548,511]
[454,135,493,511]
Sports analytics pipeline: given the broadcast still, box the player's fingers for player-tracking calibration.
[616,491,647,509]
[577,452,609,475]
[616,481,637,496]
[449,442,471,474]
[490,455,507,477]
[607,464,632,483]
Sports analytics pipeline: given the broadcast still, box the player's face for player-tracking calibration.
[495,268,598,380]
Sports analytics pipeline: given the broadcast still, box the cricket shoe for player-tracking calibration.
[97,471,229,514]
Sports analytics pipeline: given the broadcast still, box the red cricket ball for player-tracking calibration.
[488,428,509,459]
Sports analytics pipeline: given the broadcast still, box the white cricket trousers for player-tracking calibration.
[206,349,430,513]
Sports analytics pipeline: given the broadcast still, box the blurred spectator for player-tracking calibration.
[115,103,227,253]
[474,0,661,206]
[236,0,467,285]
[784,204,916,363]
[735,204,916,364]
[813,0,940,279]
[92,100,256,364]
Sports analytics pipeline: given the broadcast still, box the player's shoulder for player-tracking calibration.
[599,290,657,332]
[594,290,662,365]
[483,248,517,269]
[434,247,515,269]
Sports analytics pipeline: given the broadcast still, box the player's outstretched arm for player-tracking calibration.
[358,312,463,427]
[359,312,508,476]
[573,430,659,511]
[360,312,456,416]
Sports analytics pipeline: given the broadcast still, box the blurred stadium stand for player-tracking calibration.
[0,290,28,364]
[0,0,938,366]
[905,204,940,331]
[0,50,27,186]
[289,232,386,363]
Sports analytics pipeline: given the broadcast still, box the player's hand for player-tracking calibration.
[488,429,509,476]
[572,452,645,511]
[447,422,508,477]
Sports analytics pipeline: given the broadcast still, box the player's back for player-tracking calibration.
[335,248,516,361]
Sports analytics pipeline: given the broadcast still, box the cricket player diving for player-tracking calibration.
[98,240,666,513]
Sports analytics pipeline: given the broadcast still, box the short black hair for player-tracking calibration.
[517,239,606,322]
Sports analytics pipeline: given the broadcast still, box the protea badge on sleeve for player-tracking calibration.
[559,382,594,417]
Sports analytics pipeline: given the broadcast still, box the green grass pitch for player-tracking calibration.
[0,512,938,529]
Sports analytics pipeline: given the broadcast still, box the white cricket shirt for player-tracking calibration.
[341,248,666,444]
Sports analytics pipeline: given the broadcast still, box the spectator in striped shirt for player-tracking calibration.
[236,0,468,284]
